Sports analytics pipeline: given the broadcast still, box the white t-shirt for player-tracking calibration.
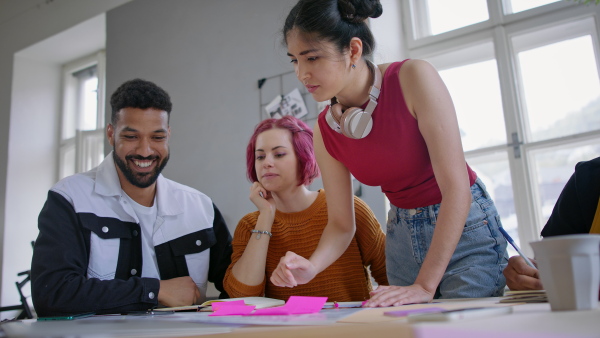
[122,191,160,280]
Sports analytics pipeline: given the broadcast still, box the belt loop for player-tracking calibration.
[475,177,489,199]
[428,204,437,224]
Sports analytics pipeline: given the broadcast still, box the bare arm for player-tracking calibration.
[230,183,276,287]
[367,59,472,306]
[310,123,356,271]
[411,59,472,293]
[270,123,356,287]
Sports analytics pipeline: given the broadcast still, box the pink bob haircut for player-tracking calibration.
[246,115,320,186]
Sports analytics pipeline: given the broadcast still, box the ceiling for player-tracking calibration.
[15,12,105,64]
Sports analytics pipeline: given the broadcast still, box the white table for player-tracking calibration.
[1,299,598,338]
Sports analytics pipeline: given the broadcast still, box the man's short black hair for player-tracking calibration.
[110,78,172,124]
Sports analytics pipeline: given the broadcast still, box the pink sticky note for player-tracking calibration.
[250,296,327,316]
[209,305,255,316]
[211,300,246,311]
[285,296,328,314]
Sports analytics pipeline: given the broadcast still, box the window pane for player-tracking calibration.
[80,129,105,172]
[507,0,559,14]
[531,142,600,228]
[80,76,98,130]
[517,35,600,142]
[73,65,99,131]
[422,0,488,36]
[439,60,506,151]
[467,151,519,256]
[62,86,76,141]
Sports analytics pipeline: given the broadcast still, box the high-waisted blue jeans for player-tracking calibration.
[385,178,508,298]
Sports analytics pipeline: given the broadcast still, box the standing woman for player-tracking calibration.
[223,116,387,301]
[271,0,508,306]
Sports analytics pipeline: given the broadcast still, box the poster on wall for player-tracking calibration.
[264,88,308,120]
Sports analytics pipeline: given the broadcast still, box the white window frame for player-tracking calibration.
[395,0,600,256]
[59,51,106,180]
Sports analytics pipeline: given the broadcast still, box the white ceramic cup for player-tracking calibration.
[530,234,600,311]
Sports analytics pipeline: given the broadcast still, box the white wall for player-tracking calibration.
[2,56,61,316]
[372,0,407,65]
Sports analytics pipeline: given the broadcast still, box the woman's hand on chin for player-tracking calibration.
[250,181,276,214]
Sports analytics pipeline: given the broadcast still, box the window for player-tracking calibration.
[512,18,600,143]
[427,42,507,151]
[410,0,488,38]
[392,1,600,255]
[504,0,560,14]
[59,52,106,180]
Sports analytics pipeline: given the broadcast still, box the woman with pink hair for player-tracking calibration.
[223,116,387,301]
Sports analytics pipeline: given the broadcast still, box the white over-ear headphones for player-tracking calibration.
[325,60,382,139]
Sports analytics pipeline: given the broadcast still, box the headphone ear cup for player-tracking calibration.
[340,107,373,139]
[326,103,344,134]
[330,103,344,125]
[339,107,360,138]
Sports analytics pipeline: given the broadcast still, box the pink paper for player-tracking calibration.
[250,296,327,316]
[211,300,246,311]
[209,305,255,316]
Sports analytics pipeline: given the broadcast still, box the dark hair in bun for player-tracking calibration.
[283,0,382,57]
[337,0,382,23]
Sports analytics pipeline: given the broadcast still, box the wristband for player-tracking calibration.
[250,229,272,239]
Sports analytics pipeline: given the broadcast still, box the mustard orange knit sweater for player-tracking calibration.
[223,189,387,302]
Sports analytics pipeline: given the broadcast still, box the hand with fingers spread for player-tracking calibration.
[503,256,542,291]
[270,251,318,287]
[363,284,433,307]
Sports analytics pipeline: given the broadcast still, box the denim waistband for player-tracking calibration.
[389,178,488,222]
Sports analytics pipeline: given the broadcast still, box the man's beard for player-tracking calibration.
[113,150,169,188]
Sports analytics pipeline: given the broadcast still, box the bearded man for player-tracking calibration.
[31,79,232,317]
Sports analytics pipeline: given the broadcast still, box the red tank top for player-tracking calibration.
[318,60,477,209]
